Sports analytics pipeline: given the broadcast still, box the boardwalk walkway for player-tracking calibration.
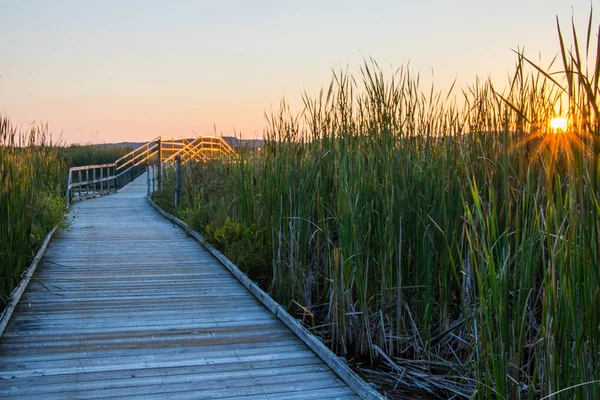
[0,175,360,399]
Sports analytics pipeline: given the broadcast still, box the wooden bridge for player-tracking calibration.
[65,135,237,205]
[0,171,379,398]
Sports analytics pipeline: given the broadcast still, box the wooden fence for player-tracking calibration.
[66,163,117,206]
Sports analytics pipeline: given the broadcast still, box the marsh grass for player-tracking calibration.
[154,13,600,399]
[58,144,133,167]
[0,116,66,307]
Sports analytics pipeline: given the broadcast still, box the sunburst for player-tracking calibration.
[516,115,588,170]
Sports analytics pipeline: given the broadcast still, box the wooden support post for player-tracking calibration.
[161,161,165,189]
[157,164,160,191]
[175,156,181,208]
[158,137,162,164]
[66,169,72,207]
[160,162,164,191]
[147,165,151,196]
[152,165,156,194]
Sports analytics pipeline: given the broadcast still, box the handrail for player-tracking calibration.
[66,163,117,206]
[163,138,200,164]
[115,136,194,172]
[126,143,159,168]
[116,142,159,171]
[163,136,237,167]
[114,136,160,165]
[69,163,116,172]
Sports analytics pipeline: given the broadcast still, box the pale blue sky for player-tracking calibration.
[0,1,595,143]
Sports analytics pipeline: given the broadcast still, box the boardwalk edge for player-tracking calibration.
[0,225,58,338]
[147,196,385,400]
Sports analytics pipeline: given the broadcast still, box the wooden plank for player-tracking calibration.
[1,349,322,379]
[222,387,360,400]
[3,362,331,397]
[0,173,365,399]
[1,328,295,355]
[0,340,309,366]
[1,327,289,350]
[1,356,320,387]
[5,373,348,400]
[2,317,282,337]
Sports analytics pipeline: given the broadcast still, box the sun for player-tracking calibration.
[550,117,568,132]
[515,114,587,172]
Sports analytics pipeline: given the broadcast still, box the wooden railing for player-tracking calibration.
[163,136,236,166]
[66,163,117,206]
[66,135,237,206]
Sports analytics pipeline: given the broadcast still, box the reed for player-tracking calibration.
[0,116,66,307]
[58,144,133,167]
[154,12,600,399]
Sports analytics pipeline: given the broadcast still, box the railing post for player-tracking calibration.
[66,168,72,207]
[147,165,150,197]
[152,165,156,194]
[161,161,165,186]
[175,156,181,208]
[113,166,117,192]
[158,137,162,164]
[78,170,82,197]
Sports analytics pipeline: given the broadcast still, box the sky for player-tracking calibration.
[0,0,596,144]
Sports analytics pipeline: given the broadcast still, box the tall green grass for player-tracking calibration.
[58,144,133,167]
[155,14,600,399]
[0,116,66,307]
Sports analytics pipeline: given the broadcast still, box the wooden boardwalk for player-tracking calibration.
[0,176,361,399]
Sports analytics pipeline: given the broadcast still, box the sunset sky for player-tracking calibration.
[0,1,596,144]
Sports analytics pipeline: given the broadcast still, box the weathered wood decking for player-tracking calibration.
[0,176,361,399]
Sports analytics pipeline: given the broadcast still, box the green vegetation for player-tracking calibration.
[0,116,131,309]
[58,143,133,167]
[0,117,66,307]
[155,15,600,399]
